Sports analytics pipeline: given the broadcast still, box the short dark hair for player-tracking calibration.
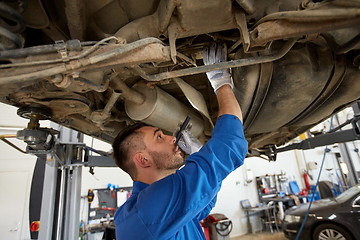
[112,122,147,179]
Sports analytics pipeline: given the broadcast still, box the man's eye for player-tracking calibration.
[157,134,162,139]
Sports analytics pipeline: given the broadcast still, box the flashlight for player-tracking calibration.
[175,116,191,144]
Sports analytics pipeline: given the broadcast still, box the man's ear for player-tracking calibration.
[133,152,152,168]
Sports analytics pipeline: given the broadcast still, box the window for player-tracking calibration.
[352,195,360,207]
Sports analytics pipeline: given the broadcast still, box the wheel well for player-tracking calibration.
[310,220,355,240]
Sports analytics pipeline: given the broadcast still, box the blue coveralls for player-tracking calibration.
[114,114,248,239]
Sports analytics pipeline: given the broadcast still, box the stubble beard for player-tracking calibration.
[149,148,185,171]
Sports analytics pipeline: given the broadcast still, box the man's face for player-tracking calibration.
[139,126,184,170]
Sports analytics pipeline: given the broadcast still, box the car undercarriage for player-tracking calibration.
[0,0,360,159]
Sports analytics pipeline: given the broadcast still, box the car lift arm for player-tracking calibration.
[275,115,360,153]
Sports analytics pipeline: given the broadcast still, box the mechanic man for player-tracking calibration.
[112,43,248,239]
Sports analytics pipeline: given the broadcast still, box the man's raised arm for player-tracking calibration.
[216,85,243,122]
[203,43,243,122]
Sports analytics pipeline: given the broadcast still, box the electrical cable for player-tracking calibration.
[295,116,334,240]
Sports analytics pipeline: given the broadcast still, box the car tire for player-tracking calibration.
[312,223,353,240]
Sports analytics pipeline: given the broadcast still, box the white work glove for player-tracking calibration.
[203,43,233,93]
[174,125,203,155]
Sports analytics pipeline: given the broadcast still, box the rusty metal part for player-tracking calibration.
[50,74,72,88]
[87,38,162,64]
[176,52,197,67]
[114,0,179,42]
[35,99,89,119]
[64,0,86,41]
[228,39,242,54]
[90,110,111,125]
[168,22,178,64]
[75,42,171,73]
[125,83,204,137]
[13,92,90,119]
[0,37,165,85]
[90,90,121,124]
[133,38,297,81]
[158,0,179,33]
[115,0,238,42]
[235,0,255,15]
[235,12,250,53]
[102,91,121,116]
[0,36,121,68]
[0,39,82,59]
[253,8,360,27]
[27,117,40,129]
[0,64,68,85]
[48,73,109,93]
[332,0,360,8]
[110,76,145,105]
[174,0,237,39]
[250,14,360,47]
[336,33,360,54]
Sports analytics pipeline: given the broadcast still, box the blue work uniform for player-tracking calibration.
[114,114,248,239]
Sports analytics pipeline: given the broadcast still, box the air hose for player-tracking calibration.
[295,116,334,240]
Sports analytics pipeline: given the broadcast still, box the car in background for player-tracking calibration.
[282,184,360,240]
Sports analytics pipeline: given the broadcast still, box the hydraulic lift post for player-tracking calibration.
[38,153,58,240]
[31,126,83,240]
[11,104,82,240]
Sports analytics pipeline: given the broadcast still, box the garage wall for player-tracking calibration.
[211,149,305,237]
[81,136,133,196]
[0,103,37,240]
[79,136,132,223]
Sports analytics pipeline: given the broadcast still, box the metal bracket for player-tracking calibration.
[235,11,272,53]
[235,12,250,53]
[55,40,68,60]
[168,22,178,64]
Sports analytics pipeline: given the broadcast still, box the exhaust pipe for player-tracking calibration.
[124,83,204,137]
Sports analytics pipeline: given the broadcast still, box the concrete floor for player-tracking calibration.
[231,232,287,240]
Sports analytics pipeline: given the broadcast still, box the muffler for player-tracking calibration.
[124,84,204,137]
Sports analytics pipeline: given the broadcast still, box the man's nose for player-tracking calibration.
[167,135,176,144]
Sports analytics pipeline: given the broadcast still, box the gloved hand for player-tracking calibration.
[203,43,233,93]
[174,124,202,155]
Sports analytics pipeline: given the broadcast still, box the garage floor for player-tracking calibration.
[231,232,287,240]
